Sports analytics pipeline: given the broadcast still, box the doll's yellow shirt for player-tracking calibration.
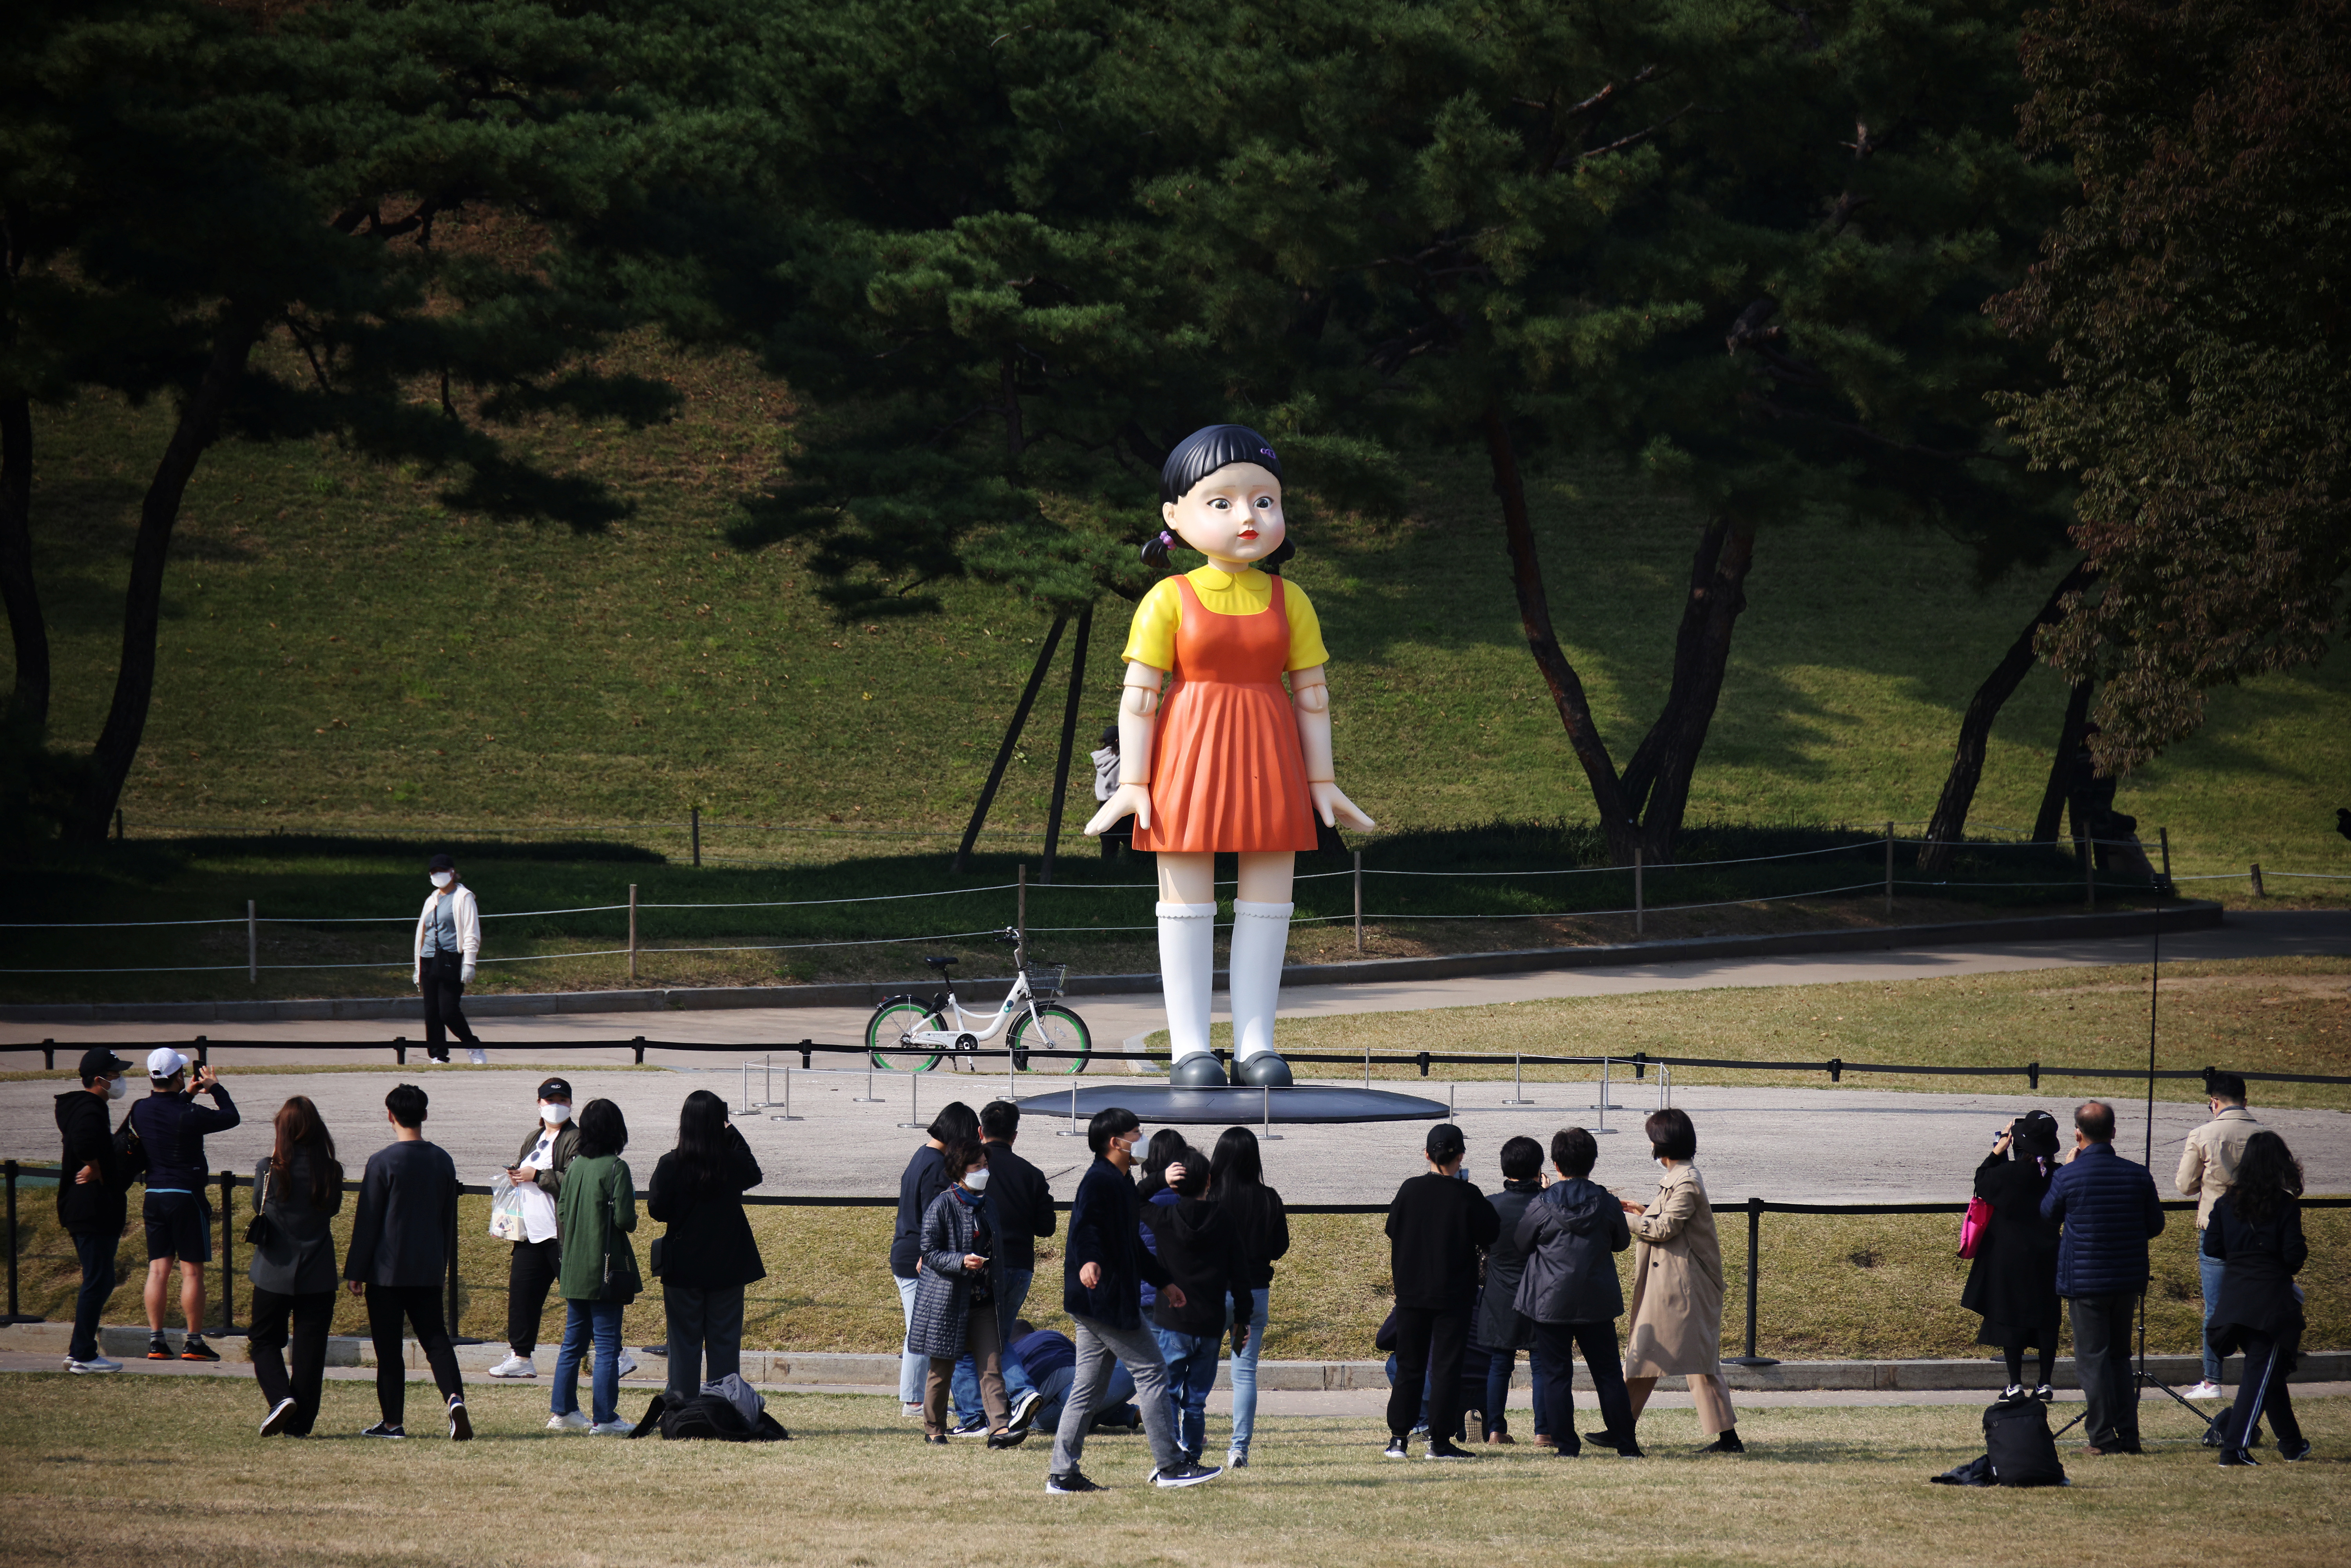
[1120,566,1329,674]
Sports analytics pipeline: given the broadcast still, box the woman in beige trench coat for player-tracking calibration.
[1619,1108,1744,1454]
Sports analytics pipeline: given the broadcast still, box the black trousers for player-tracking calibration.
[1387,1305,1471,1442]
[1531,1319,1637,1456]
[69,1229,120,1363]
[2068,1293,2141,1449]
[507,1237,562,1354]
[250,1286,335,1435]
[2221,1327,2304,1457]
[663,1282,747,1403]
[419,951,479,1059]
[364,1283,466,1427]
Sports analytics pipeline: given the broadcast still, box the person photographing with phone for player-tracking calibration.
[1962,1111,2064,1401]
[130,1048,240,1362]
[908,1141,1026,1448]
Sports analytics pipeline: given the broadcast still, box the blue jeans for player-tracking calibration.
[1228,1287,1269,1457]
[1022,1360,1137,1435]
[952,1266,1032,1423]
[552,1299,624,1425]
[71,1231,117,1363]
[2199,1246,2226,1385]
[895,1274,923,1405]
[1152,1322,1219,1457]
[1483,1344,1544,1439]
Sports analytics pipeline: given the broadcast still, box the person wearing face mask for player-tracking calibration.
[487,1079,598,1381]
[1617,1108,1741,1455]
[54,1048,137,1373]
[907,1141,1026,1448]
[411,853,484,1065]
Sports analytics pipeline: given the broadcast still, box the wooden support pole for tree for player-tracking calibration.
[954,619,1067,873]
[1040,607,1092,886]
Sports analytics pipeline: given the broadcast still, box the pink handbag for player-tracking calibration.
[1957,1195,1993,1258]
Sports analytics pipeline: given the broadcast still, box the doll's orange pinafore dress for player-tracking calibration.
[1132,574,1319,854]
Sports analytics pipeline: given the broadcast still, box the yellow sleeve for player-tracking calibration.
[1120,578,1184,671]
[1282,580,1331,672]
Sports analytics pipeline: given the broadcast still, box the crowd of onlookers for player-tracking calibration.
[48,1049,2314,1480]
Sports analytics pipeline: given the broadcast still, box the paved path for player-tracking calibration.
[7,1067,2346,1204]
[6,912,2340,1073]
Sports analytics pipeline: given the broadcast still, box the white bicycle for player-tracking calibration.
[864,927,1094,1074]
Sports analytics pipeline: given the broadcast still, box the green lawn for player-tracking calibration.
[1,1377,2344,1568]
[15,336,2351,887]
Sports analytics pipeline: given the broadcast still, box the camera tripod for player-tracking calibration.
[2047,900,2238,1451]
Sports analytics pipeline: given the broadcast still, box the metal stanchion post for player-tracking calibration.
[1259,1083,1283,1142]
[1502,1050,1533,1105]
[1726,1197,1778,1366]
[766,1055,772,1107]
[771,1064,801,1122]
[855,1066,883,1104]
[1353,849,1363,954]
[1592,1058,1614,1134]
[1058,1080,1084,1136]
[898,1071,924,1130]
[1362,1044,1371,1091]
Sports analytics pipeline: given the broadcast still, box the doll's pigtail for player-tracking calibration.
[1140,529,1176,571]
[1262,536,1295,574]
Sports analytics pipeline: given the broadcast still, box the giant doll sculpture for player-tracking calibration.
[1084,425,1375,1088]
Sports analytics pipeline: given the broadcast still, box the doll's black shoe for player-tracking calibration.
[1233,1053,1293,1088]
[1170,1055,1229,1088]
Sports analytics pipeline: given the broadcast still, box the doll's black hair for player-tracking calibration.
[1143,423,1295,573]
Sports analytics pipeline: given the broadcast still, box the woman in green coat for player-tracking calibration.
[550,1098,638,1433]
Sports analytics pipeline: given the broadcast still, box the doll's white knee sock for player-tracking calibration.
[1227,900,1294,1063]
[1156,902,1217,1065]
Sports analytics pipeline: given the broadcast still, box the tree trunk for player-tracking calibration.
[0,395,44,733]
[1482,401,1641,862]
[65,315,260,841]
[952,616,1066,873]
[1039,606,1092,884]
[2032,679,2094,844]
[1616,511,1756,860]
[1917,561,2094,873]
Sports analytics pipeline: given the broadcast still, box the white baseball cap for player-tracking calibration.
[146,1047,193,1079]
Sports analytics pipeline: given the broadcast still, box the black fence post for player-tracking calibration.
[632,1036,647,1066]
[1416,1051,1431,1079]
[1633,1050,1647,1081]
[194,1035,209,1068]
[3,1160,43,1324]
[217,1169,236,1335]
[1828,1057,1842,1084]
[42,1039,55,1071]
[394,1036,407,1066]
[799,1039,812,1069]
[1726,1196,1778,1367]
[2028,1061,2041,1090]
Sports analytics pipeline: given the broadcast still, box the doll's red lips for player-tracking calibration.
[1239,529,1258,539]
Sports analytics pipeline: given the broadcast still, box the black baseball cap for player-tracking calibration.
[428,852,456,871]
[536,1077,572,1100]
[78,1047,134,1085]
[1426,1122,1466,1162]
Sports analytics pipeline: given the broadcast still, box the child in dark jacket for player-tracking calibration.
[1145,1147,1252,1461]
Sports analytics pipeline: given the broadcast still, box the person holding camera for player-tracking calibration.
[647,1090,765,1409]
[130,1048,240,1362]
[55,1048,136,1374]
[908,1140,1024,1447]
[1962,1110,2064,1400]
[2039,1100,2166,1455]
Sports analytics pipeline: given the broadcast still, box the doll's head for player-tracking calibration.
[1143,424,1294,573]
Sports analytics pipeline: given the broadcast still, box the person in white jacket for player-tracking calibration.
[412,854,485,1064]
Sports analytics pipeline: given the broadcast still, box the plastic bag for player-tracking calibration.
[489,1173,530,1242]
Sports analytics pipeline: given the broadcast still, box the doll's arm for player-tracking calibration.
[1288,666,1375,832]
[1084,661,1161,835]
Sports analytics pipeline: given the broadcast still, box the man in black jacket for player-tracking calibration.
[54,1048,135,1373]
[344,1084,471,1442]
[129,1048,239,1362]
[1044,1107,1221,1494]
[956,1101,1058,1433]
[1384,1123,1500,1460]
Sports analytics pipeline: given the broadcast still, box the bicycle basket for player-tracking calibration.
[1025,963,1069,1000]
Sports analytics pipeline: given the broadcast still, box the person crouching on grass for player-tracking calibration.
[1044,1107,1224,1494]
[910,1139,1025,1448]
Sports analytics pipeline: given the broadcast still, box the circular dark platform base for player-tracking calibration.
[1012,1081,1448,1126]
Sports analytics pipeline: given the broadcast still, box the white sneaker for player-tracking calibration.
[589,1419,634,1436]
[487,1353,537,1379]
[616,1351,639,1378]
[2183,1381,2224,1401]
[66,1355,123,1374]
[547,1410,591,1430]
[902,1401,925,1419]
[467,1048,488,1065]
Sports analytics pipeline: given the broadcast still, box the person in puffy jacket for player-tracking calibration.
[647,1090,765,1409]
[1514,1126,1638,1458]
[1476,1136,1545,1444]
[2039,1100,2166,1455]
[907,1141,1023,1448]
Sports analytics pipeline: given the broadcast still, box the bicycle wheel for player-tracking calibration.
[1009,1003,1092,1074]
[867,999,944,1071]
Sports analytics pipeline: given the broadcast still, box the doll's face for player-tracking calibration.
[1161,462,1285,568]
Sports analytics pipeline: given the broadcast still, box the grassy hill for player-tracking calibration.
[12,333,2349,888]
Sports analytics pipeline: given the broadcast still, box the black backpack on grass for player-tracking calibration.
[1983,1398,2066,1488]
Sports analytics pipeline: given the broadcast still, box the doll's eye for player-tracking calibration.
[1255,495,1273,508]
[1208,498,1229,509]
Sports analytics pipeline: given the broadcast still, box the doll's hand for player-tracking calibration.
[1309,781,1374,833]
[1085,782,1152,835]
